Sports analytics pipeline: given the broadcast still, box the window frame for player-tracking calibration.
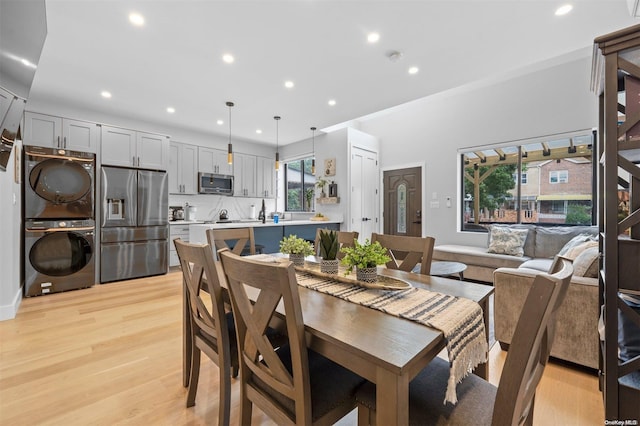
[284,157,316,212]
[459,130,596,232]
[549,170,569,184]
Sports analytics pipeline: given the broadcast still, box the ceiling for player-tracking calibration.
[26,0,638,146]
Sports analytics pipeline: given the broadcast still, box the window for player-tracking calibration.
[461,131,595,231]
[284,157,315,212]
[549,170,568,184]
[513,172,528,184]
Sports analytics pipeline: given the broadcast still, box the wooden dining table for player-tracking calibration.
[183,256,494,425]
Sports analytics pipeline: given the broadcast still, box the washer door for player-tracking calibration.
[29,231,93,277]
[29,159,92,204]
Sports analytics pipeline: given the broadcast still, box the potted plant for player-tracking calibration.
[305,188,315,211]
[315,176,329,198]
[279,234,314,267]
[340,239,391,283]
[318,230,339,274]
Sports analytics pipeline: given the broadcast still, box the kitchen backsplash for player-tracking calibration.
[169,194,279,221]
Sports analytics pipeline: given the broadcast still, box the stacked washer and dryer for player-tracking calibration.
[23,145,96,296]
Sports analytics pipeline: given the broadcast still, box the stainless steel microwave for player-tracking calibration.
[198,173,234,195]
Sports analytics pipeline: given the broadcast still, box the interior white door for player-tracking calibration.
[350,146,378,242]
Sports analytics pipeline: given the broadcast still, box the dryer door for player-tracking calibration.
[24,147,94,219]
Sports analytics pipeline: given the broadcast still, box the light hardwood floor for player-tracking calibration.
[0,271,603,425]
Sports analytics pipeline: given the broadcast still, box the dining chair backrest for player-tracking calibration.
[492,256,573,425]
[219,248,315,424]
[355,256,574,426]
[371,233,435,275]
[206,227,256,257]
[173,238,234,423]
[222,249,365,424]
[313,229,359,260]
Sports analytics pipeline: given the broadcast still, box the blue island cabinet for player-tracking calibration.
[284,223,339,243]
[253,223,340,254]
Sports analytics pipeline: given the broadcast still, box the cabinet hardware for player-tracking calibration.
[63,136,67,149]
[57,136,61,148]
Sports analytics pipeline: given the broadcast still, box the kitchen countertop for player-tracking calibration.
[190,219,341,229]
[169,220,204,225]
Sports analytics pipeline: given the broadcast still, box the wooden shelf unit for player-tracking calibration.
[593,23,640,421]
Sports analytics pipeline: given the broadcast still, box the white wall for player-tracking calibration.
[0,140,22,320]
[280,128,352,223]
[358,54,598,247]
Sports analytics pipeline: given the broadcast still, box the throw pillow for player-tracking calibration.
[572,246,599,277]
[487,227,529,257]
[558,233,598,257]
[564,240,599,260]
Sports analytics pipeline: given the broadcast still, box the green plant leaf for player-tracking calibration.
[279,234,315,256]
[340,239,391,269]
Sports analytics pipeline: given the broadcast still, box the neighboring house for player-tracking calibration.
[492,157,593,224]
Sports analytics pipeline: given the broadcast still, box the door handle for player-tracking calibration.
[362,217,371,221]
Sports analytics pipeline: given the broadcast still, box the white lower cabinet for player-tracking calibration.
[169,224,191,267]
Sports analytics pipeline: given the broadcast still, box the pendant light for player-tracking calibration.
[226,101,234,165]
[310,126,317,175]
[274,116,281,170]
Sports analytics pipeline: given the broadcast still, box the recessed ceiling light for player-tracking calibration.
[555,4,573,15]
[367,32,380,43]
[222,54,235,64]
[101,91,112,99]
[408,66,419,75]
[129,12,145,26]
[256,129,263,134]
[284,80,295,89]
[166,107,175,114]
[217,119,224,125]
[328,99,336,106]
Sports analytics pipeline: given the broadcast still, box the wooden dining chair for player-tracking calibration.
[371,233,435,275]
[355,256,574,426]
[313,229,359,259]
[219,249,366,425]
[206,227,257,257]
[174,238,238,425]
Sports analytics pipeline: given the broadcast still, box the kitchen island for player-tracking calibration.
[189,220,342,253]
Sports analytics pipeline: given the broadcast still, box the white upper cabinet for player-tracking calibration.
[169,142,197,194]
[198,147,233,175]
[234,153,257,197]
[24,112,98,153]
[101,125,169,170]
[257,156,275,198]
[137,132,169,170]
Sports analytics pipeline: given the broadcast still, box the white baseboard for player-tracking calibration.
[0,288,22,321]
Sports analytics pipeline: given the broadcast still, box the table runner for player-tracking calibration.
[296,271,488,405]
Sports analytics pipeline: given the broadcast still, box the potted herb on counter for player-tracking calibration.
[279,234,314,267]
[340,239,391,283]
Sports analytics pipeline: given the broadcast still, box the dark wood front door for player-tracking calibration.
[383,167,422,236]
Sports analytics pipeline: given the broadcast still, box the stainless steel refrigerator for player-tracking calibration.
[100,166,168,283]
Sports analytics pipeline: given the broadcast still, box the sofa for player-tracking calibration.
[433,224,600,369]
